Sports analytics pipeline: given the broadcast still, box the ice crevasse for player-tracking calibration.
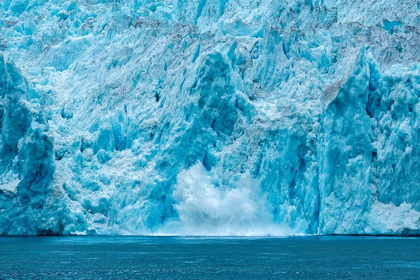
[0,0,419,236]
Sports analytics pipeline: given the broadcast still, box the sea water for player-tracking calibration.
[0,236,419,279]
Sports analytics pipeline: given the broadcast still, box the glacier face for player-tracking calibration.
[0,0,419,235]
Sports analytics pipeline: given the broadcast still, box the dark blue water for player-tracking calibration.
[0,236,419,279]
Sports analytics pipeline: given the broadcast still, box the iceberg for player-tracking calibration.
[0,0,419,236]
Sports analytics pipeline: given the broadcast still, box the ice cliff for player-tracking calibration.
[0,0,419,236]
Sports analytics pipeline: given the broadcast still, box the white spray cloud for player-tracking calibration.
[161,162,294,236]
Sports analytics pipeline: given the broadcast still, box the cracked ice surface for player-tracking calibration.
[0,0,419,235]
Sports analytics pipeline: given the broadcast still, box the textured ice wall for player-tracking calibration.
[0,0,419,235]
[0,55,58,234]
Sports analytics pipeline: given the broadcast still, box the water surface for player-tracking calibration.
[0,236,419,279]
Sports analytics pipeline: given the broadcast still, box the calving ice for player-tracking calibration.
[0,0,419,236]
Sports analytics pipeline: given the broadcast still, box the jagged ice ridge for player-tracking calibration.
[0,0,419,235]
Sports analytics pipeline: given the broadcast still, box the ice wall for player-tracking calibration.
[0,0,419,235]
[0,55,58,235]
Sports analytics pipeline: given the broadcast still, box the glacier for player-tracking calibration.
[0,0,419,236]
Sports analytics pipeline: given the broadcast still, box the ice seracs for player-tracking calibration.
[0,0,419,236]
